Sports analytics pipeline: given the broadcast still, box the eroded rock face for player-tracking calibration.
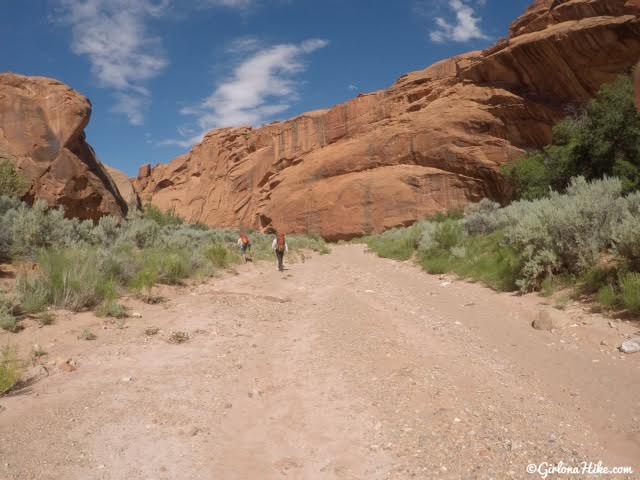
[0,73,127,220]
[105,166,140,210]
[135,0,640,240]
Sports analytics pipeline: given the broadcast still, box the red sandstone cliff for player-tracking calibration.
[0,73,127,220]
[135,0,640,240]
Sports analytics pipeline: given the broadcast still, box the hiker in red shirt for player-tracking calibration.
[237,233,252,262]
[272,232,288,272]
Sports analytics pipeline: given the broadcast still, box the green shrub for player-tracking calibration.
[131,268,158,299]
[0,345,21,395]
[597,285,619,310]
[577,266,619,295]
[619,272,640,314]
[365,225,421,260]
[433,220,465,251]
[0,159,27,198]
[36,311,56,326]
[143,204,184,227]
[502,152,552,201]
[420,231,520,292]
[138,248,194,284]
[204,243,231,268]
[16,274,51,314]
[96,300,127,318]
[17,249,109,312]
[0,306,20,332]
[78,329,96,341]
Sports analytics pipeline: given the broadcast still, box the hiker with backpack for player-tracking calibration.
[272,232,288,271]
[237,233,252,262]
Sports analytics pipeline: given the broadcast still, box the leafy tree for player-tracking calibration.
[504,75,640,199]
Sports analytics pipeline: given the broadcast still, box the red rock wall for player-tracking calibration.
[135,0,640,240]
[0,73,127,220]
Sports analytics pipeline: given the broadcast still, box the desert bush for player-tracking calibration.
[0,159,27,198]
[503,177,624,291]
[92,215,121,246]
[0,345,22,395]
[118,214,160,249]
[36,311,56,326]
[0,305,20,332]
[204,243,232,268]
[15,274,50,314]
[432,219,465,252]
[96,300,127,318]
[462,199,504,235]
[141,248,194,284]
[17,248,109,312]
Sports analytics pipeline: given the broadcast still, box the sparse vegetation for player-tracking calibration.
[145,326,159,336]
[167,330,189,344]
[0,344,22,395]
[96,300,127,319]
[36,311,56,326]
[0,293,20,332]
[78,329,96,341]
[30,344,47,363]
[0,198,328,327]
[0,307,20,332]
[364,176,640,316]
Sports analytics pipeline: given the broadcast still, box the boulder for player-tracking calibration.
[134,0,640,239]
[532,309,569,332]
[0,73,127,220]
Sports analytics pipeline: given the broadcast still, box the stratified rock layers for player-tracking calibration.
[136,0,640,239]
[0,73,127,219]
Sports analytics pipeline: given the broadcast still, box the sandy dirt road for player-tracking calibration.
[1,245,639,479]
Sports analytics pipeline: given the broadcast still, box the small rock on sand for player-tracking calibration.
[619,337,640,354]
[532,310,567,332]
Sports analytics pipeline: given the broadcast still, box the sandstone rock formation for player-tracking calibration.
[136,0,640,240]
[0,73,127,220]
[105,166,140,210]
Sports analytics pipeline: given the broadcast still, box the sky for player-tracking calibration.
[1,0,532,176]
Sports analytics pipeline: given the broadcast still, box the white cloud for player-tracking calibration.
[201,0,255,7]
[165,38,328,148]
[348,84,358,91]
[429,0,488,43]
[56,0,169,125]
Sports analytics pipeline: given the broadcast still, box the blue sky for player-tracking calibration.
[2,0,531,176]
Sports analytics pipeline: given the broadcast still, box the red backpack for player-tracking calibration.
[276,233,286,253]
[240,234,250,246]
